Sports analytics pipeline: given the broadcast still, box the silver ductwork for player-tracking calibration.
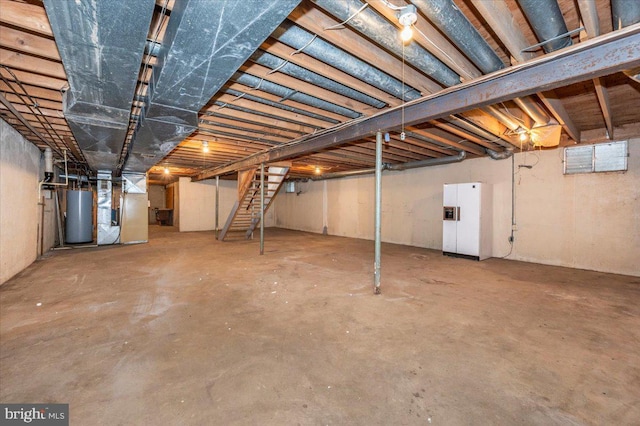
[409,0,504,74]
[517,0,572,53]
[222,88,342,123]
[250,50,386,108]
[124,0,302,172]
[43,0,156,171]
[486,148,514,160]
[612,0,640,83]
[273,22,422,101]
[312,0,460,87]
[232,72,361,119]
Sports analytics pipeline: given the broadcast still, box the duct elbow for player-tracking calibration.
[486,148,514,160]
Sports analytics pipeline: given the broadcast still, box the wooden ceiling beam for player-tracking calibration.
[0,68,67,91]
[0,25,60,61]
[0,0,53,36]
[0,48,66,79]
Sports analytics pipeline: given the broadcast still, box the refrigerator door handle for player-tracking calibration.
[457,206,461,221]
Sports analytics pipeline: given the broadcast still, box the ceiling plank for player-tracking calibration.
[0,48,66,79]
[0,0,53,36]
[0,25,60,61]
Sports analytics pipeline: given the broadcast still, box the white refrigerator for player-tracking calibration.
[442,182,492,260]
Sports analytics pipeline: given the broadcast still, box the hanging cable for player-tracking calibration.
[324,3,369,30]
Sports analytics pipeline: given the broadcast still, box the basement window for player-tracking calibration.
[564,140,628,174]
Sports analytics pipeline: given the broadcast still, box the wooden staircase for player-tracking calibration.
[218,164,290,241]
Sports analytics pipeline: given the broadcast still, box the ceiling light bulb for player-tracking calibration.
[398,5,417,43]
[164,167,170,174]
[314,166,321,175]
[202,141,209,153]
[519,132,529,142]
[400,25,413,42]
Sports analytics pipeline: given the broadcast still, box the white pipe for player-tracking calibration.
[38,149,69,200]
[44,147,53,174]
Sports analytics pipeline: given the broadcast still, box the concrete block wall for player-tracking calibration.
[274,140,640,277]
[1,118,56,284]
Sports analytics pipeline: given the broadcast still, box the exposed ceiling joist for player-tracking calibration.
[192,25,640,180]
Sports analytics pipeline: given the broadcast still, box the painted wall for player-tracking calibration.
[176,177,277,233]
[274,140,639,276]
[0,119,56,284]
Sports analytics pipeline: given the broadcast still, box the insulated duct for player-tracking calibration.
[311,0,460,87]
[273,22,422,101]
[612,0,640,83]
[222,88,343,123]
[485,148,514,160]
[249,51,386,108]
[43,0,156,171]
[517,0,572,53]
[232,72,361,119]
[124,0,301,172]
[409,0,504,74]
[411,0,550,126]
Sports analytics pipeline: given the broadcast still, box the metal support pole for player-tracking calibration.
[215,176,219,239]
[260,163,265,255]
[374,131,382,294]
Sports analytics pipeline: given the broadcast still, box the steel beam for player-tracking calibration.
[374,131,382,294]
[192,25,640,181]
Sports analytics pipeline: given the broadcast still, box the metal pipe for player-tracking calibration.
[374,131,382,294]
[386,151,466,170]
[312,0,460,87]
[224,88,342,123]
[409,0,504,74]
[483,106,521,131]
[517,0,572,53]
[248,51,386,108]
[485,148,514,160]
[233,72,361,118]
[513,98,549,126]
[273,22,422,101]
[260,164,265,255]
[215,176,219,240]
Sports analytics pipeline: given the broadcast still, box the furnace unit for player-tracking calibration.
[442,182,492,260]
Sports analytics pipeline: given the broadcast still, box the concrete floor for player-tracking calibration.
[1,226,638,425]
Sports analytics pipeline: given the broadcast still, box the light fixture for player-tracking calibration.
[202,140,209,153]
[516,126,530,143]
[164,167,170,174]
[314,166,321,175]
[398,5,417,43]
